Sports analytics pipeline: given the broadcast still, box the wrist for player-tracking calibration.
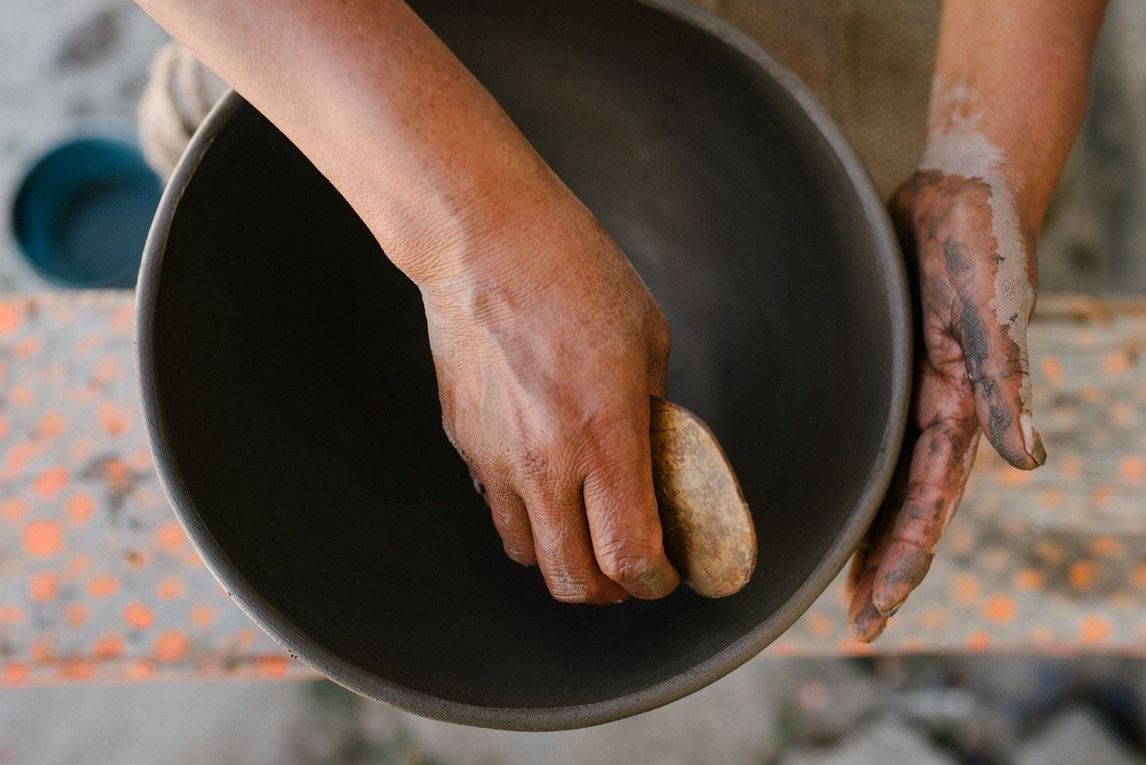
[391,162,588,302]
[922,77,1087,237]
[917,126,1045,241]
[334,88,584,293]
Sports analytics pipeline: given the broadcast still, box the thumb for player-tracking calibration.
[956,287,1045,470]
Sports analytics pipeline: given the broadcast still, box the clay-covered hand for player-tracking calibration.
[420,185,680,604]
[847,170,1046,641]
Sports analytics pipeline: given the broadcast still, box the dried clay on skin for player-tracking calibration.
[919,81,1039,458]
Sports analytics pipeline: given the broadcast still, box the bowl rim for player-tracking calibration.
[136,0,911,731]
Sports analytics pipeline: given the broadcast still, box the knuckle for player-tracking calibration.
[581,414,643,462]
[522,489,575,528]
[928,419,975,451]
[596,536,660,583]
[977,348,1029,383]
[578,410,621,447]
[509,435,578,485]
[510,444,551,483]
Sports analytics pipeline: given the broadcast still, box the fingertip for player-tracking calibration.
[636,558,680,600]
[544,573,629,605]
[989,412,1046,470]
[982,423,1038,471]
[601,551,680,600]
[582,457,678,599]
[991,439,1043,471]
[518,468,651,605]
[847,571,886,643]
[487,486,536,567]
[871,592,903,618]
[968,369,1044,470]
[1020,412,1047,467]
[592,578,632,605]
[503,544,537,567]
[871,545,932,616]
[1032,441,1048,468]
[848,600,887,643]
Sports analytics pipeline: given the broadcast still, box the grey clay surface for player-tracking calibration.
[137,0,910,730]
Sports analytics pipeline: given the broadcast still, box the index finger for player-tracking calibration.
[870,360,980,617]
[583,411,680,600]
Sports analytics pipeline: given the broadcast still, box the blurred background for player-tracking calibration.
[1,1,1145,763]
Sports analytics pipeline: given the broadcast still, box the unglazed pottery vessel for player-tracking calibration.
[137,0,910,730]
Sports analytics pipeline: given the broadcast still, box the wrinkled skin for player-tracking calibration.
[848,170,1046,641]
[421,189,680,604]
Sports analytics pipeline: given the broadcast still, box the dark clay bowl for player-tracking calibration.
[137,0,910,730]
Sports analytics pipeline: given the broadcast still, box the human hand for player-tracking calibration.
[847,169,1046,641]
[419,183,680,604]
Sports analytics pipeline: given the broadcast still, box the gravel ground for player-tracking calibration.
[3,656,1146,764]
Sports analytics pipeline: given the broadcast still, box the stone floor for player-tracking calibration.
[3,655,1146,764]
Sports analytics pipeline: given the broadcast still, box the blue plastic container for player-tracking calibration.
[11,135,162,288]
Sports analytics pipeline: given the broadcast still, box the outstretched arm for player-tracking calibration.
[135,0,564,282]
[136,0,681,603]
[849,0,1108,640]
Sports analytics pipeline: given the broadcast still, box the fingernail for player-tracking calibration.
[871,591,899,617]
[1020,413,1047,466]
[636,563,678,598]
[618,557,679,599]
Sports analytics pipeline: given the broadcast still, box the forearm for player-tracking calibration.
[136,0,560,286]
[927,0,1107,232]
[852,1,1109,641]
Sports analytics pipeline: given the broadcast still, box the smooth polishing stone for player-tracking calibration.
[651,396,757,598]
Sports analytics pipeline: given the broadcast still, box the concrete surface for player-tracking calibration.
[1015,708,1136,765]
[778,719,956,765]
[3,656,1146,763]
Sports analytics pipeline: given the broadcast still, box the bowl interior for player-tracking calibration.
[145,0,905,726]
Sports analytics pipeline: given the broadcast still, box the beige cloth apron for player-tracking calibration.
[698,0,940,199]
